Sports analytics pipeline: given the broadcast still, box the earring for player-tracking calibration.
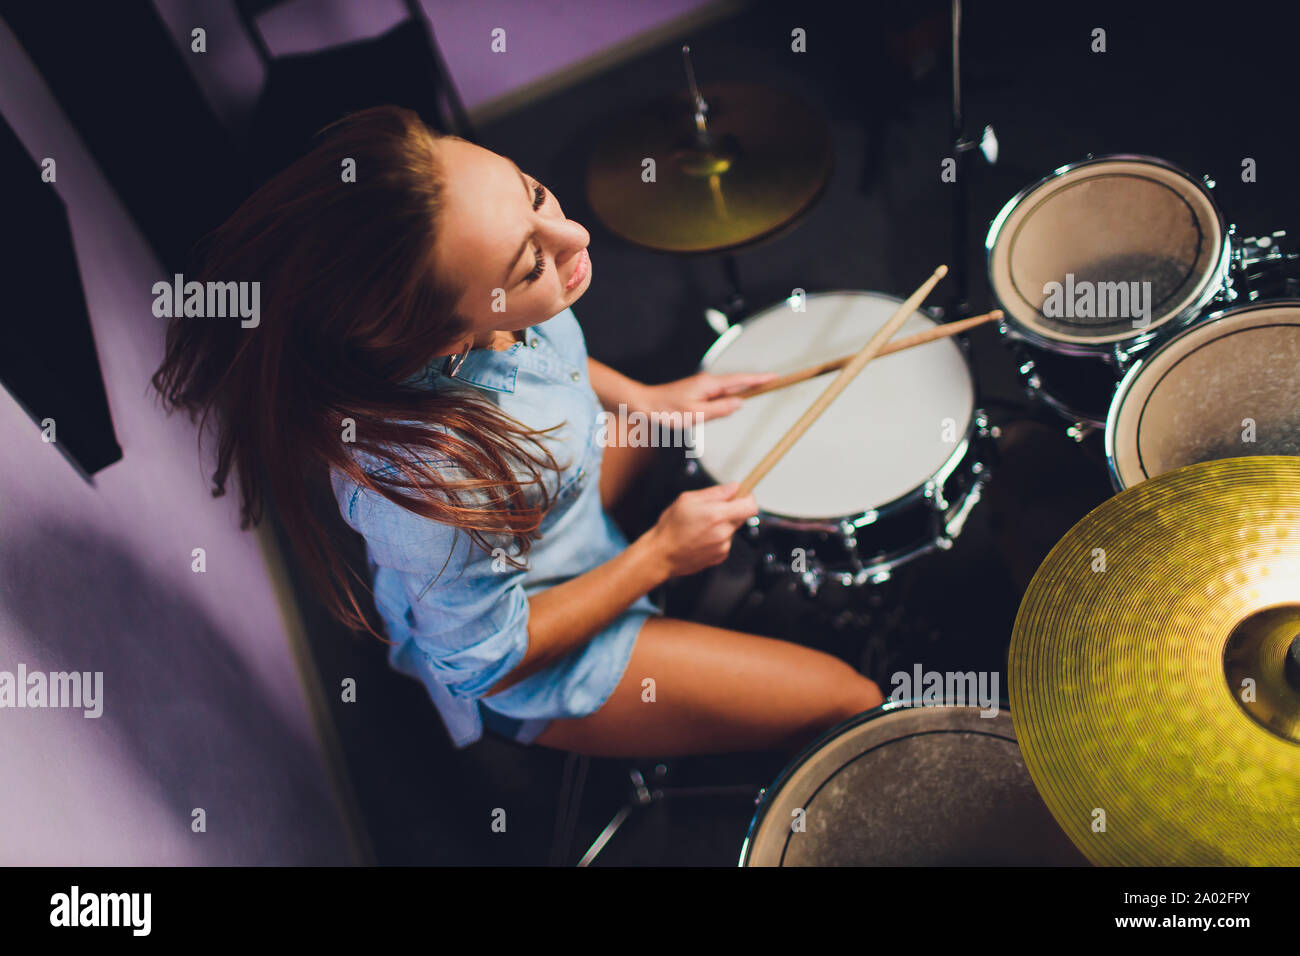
[446,338,472,377]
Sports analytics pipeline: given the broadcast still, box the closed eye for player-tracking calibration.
[523,180,548,283]
[524,242,545,283]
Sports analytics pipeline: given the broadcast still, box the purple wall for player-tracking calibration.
[0,17,354,865]
[0,0,713,865]
[153,0,715,129]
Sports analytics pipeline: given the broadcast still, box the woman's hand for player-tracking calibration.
[641,482,759,579]
[632,372,778,423]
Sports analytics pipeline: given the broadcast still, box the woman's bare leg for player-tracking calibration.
[531,616,884,757]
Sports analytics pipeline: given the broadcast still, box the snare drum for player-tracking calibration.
[987,155,1231,427]
[1105,299,1300,490]
[691,291,992,592]
[740,704,1085,866]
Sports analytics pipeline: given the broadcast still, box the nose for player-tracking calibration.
[542,213,589,262]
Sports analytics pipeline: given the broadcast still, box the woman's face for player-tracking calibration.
[432,138,592,341]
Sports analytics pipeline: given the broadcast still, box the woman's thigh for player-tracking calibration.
[531,616,883,757]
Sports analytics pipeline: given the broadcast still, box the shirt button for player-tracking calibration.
[570,371,580,382]
[530,339,539,349]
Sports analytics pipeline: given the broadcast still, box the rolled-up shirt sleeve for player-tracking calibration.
[339,464,532,701]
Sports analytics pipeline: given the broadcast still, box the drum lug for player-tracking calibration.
[1202,173,1216,189]
[1066,422,1096,443]
[744,515,762,539]
[1017,355,1044,397]
[801,569,823,597]
[944,470,987,540]
[927,476,953,542]
[923,479,950,513]
[838,519,865,578]
[1223,224,1243,302]
[764,549,825,598]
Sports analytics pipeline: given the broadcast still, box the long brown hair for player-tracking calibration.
[152,105,562,638]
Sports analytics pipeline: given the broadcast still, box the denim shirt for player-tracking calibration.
[329,307,662,747]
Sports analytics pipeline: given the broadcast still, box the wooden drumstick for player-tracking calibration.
[734,309,1002,399]
[735,265,949,497]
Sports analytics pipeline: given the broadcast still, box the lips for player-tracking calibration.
[565,248,590,292]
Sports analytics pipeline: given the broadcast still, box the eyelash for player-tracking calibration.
[524,182,548,283]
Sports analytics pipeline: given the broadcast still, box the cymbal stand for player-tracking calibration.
[677,44,748,335]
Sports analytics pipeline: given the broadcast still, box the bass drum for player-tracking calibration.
[740,704,1085,866]
[1105,299,1300,490]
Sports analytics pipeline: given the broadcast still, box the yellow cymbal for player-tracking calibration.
[1010,456,1300,866]
[585,83,833,254]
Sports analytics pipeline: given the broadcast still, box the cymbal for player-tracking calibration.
[585,83,833,254]
[1010,456,1300,866]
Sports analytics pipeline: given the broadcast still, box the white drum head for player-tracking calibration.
[1107,301,1300,489]
[988,157,1225,348]
[695,292,975,520]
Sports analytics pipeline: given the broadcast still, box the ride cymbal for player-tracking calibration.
[585,83,832,254]
[1010,456,1300,866]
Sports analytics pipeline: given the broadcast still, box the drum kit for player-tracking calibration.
[583,47,1300,865]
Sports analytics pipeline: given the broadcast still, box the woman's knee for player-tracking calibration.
[828,668,884,724]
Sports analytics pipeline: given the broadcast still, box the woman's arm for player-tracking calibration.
[587,356,647,413]
[482,483,758,695]
[587,356,777,421]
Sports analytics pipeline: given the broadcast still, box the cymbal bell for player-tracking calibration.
[1010,456,1300,866]
[585,83,833,254]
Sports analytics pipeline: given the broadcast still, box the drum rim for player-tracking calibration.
[738,700,1014,867]
[985,153,1230,354]
[696,289,980,528]
[1103,297,1300,491]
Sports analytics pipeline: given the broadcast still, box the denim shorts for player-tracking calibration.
[479,701,552,745]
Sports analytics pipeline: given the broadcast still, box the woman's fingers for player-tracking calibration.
[693,396,744,421]
[720,494,759,522]
[705,371,779,397]
[697,481,740,498]
[699,482,758,519]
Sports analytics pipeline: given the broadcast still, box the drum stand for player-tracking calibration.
[948,0,998,319]
[550,754,761,866]
[703,253,747,335]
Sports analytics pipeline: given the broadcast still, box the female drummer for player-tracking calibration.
[152,106,882,757]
